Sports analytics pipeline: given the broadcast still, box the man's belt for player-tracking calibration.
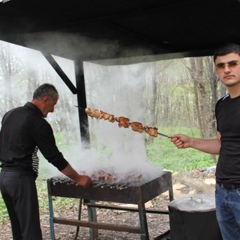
[218,182,240,190]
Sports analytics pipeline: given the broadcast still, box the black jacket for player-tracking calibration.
[0,102,68,176]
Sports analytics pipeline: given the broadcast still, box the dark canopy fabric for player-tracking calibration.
[0,0,239,142]
[0,0,239,62]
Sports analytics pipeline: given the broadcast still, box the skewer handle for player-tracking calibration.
[158,132,171,138]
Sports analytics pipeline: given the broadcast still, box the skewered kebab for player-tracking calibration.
[144,126,158,138]
[85,107,170,138]
[117,117,130,128]
[85,108,101,118]
[131,122,144,133]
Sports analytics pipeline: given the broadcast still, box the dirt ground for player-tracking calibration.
[0,169,216,240]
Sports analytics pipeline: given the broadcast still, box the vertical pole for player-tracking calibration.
[75,60,98,238]
[75,60,90,146]
[75,198,83,239]
[169,173,174,201]
[138,190,149,240]
[47,180,55,240]
[85,200,98,239]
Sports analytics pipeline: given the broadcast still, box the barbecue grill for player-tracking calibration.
[47,170,173,240]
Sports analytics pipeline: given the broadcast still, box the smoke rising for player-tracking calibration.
[79,61,164,182]
[24,32,157,64]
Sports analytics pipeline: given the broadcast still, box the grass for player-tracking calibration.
[0,198,9,223]
[147,127,217,173]
[0,127,217,224]
[148,138,215,173]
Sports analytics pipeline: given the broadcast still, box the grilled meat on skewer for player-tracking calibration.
[131,122,144,133]
[118,117,130,128]
[99,111,115,122]
[144,126,158,138]
[85,108,101,119]
[100,111,115,122]
[85,107,168,138]
[85,108,116,122]
[108,114,115,122]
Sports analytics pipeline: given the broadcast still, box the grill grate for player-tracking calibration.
[47,170,173,240]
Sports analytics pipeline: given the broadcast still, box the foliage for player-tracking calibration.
[147,127,216,173]
[0,197,8,224]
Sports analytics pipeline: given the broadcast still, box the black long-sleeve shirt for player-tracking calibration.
[0,102,68,177]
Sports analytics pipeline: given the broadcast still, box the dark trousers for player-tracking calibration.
[0,170,42,240]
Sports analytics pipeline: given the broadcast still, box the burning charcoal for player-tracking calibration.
[93,181,105,188]
[101,184,111,189]
[117,184,130,190]
[66,180,75,185]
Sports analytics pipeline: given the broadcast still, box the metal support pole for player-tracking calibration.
[47,188,55,240]
[138,193,149,240]
[75,61,90,146]
[85,199,98,239]
[169,175,174,201]
[75,198,83,239]
[42,52,77,94]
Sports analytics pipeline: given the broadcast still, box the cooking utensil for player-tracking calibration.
[158,132,171,138]
[76,106,171,139]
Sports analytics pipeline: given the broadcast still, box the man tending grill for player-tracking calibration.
[0,83,92,240]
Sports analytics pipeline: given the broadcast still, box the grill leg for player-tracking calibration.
[75,198,83,239]
[169,176,174,201]
[138,200,149,240]
[85,199,98,239]
[48,194,55,240]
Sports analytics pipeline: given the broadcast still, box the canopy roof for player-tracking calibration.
[0,0,239,62]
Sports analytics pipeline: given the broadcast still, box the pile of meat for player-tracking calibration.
[80,169,142,185]
[85,108,159,137]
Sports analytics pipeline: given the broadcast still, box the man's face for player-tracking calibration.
[42,96,58,118]
[215,53,240,87]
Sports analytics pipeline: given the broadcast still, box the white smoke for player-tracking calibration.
[77,61,164,182]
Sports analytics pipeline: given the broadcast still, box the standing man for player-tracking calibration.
[171,43,240,240]
[0,83,92,240]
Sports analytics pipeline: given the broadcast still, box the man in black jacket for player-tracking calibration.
[0,83,92,240]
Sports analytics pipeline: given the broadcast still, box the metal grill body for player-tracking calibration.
[47,170,173,240]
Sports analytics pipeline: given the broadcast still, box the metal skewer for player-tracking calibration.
[158,132,171,138]
[78,106,171,139]
[75,105,85,110]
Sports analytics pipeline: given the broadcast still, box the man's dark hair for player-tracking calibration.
[33,83,58,101]
[213,43,240,62]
